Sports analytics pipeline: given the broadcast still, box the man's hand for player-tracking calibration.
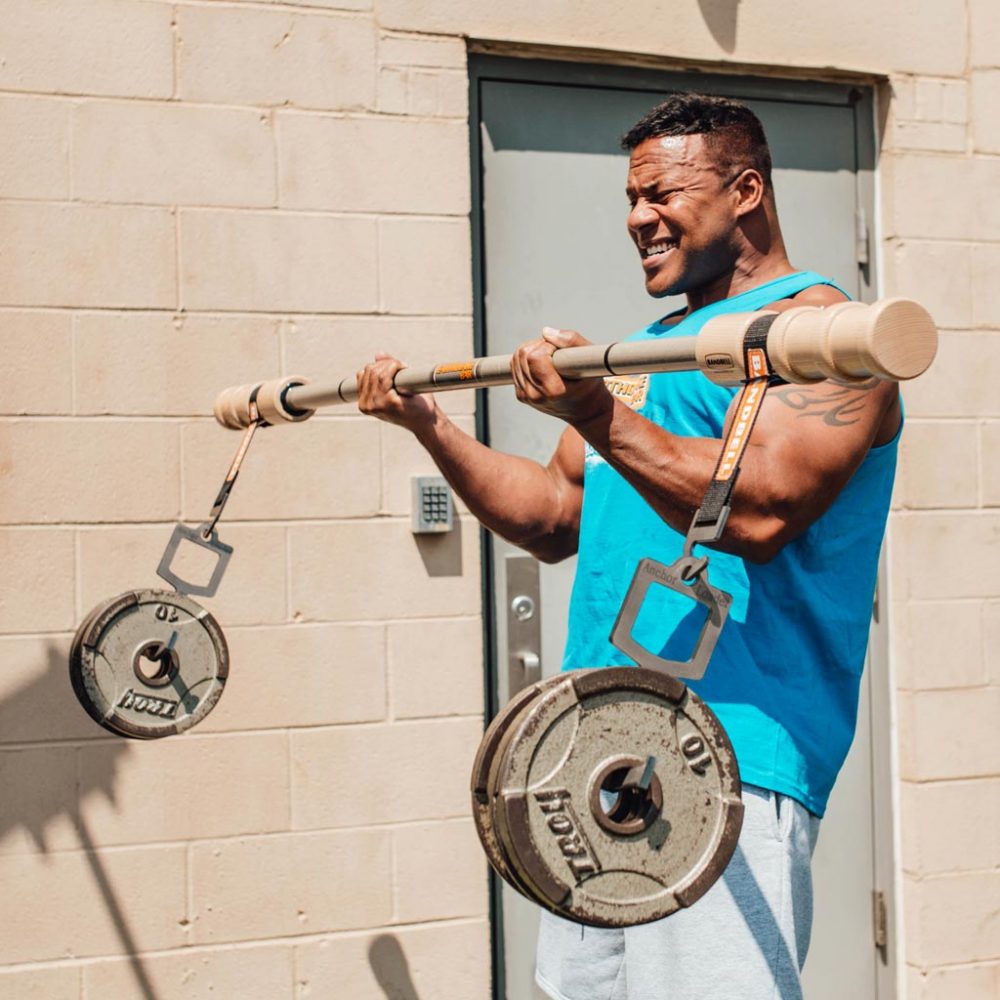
[356,352,438,429]
[511,327,614,426]
[355,347,585,564]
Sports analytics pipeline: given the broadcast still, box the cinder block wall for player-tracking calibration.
[0,1,488,997]
[0,2,997,998]
[884,14,1000,998]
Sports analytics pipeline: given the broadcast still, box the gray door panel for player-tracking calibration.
[477,67,884,1000]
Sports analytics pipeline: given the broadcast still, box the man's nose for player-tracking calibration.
[627,200,659,234]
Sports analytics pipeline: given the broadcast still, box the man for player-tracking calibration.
[358,94,900,999]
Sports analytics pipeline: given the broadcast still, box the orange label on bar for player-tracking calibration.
[433,361,476,381]
[715,380,767,480]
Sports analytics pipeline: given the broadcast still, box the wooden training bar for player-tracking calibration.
[213,298,938,430]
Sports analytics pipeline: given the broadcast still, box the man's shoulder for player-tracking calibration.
[772,282,850,310]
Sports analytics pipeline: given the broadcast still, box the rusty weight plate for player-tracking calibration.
[471,674,565,902]
[70,589,229,739]
[491,667,743,927]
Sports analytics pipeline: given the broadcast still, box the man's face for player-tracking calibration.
[625,134,742,298]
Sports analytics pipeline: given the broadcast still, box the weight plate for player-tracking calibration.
[492,667,743,928]
[483,673,594,913]
[69,589,229,739]
[471,675,564,899]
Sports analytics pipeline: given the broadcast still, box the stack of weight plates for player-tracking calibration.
[471,667,744,928]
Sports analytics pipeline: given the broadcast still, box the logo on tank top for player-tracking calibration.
[603,374,648,410]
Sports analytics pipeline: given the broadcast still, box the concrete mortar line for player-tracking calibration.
[286,726,295,832]
[184,839,194,942]
[220,613,482,630]
[285,524,293,623]
[69,312,79,417]
[375,214,384,314]
[269,106,281,210]
[0,195,470,223]
[976,418,985,509]
[173,206,183,312]
[0,713,485,750]
[902,773,1000,787]
[0,914,490,973]
[0,304,477,319]
[171,0,375,21]
[0,92,470,126]
[1,511,472,526]
[73,528,82,622]
[0,814,481,862]
[384,622,393,722]
[66,93,77,202]
[176,413,186,523]
[171,4,180,102]
[388,829,399,922]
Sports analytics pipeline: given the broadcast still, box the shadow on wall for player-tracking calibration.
[1,642,162,1000]
[415,527,464,578]
[698,0,740,53]
[368,934,421,1000]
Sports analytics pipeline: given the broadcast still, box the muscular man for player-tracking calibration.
[358,94,900,1000]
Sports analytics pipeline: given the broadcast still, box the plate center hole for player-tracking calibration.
[591,757,663,836]
[133,641,179,688]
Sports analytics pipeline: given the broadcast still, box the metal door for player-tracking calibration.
[472,57,891,1000]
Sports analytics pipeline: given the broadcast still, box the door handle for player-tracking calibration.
[514,650,541,686]
[506,555,542,696]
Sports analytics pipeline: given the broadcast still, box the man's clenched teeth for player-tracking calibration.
[643,240,677,257]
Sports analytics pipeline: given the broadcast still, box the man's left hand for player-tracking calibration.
[510,327,613,426]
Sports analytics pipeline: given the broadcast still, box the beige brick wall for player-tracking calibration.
[0,2,486,997]
[1,1,997,997]
[884,3,1000,994]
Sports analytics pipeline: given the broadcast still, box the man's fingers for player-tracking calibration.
[521,338,566,397]
[511,341,554,400]
[541,326,591,349]
[357,356,407,412]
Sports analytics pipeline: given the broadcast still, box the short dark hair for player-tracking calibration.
[621,93,773,189]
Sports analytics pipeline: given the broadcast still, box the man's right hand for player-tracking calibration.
[356,352,439,430]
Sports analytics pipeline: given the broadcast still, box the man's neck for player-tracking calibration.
[683,255,797,314]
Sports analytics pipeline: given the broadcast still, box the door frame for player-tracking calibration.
[468,54,895,1000]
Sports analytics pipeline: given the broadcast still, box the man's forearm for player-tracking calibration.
[574,398,708,520]
[412,409,578,561]
[570,396,777,559]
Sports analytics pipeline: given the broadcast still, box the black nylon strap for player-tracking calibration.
[742,312,778,362]
[694,479,733,527]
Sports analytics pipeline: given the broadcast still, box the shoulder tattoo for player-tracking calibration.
[770,379,880,427]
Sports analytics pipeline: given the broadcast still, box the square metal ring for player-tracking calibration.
[609,557,732,680]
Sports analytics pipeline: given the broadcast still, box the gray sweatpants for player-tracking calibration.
[535,785,821,1000]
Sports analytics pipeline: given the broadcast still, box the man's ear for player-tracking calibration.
[731,169,765,217]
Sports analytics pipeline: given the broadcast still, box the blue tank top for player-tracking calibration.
[562,272,900,816]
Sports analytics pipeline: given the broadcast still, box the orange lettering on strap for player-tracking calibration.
[715,380,768,480]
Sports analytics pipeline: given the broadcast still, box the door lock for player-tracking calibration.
[505,556,542,697]
[511,595,536,622]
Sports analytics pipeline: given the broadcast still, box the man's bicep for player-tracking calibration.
[547,427,585,521]
[739,378,898,518]
[548,424,585,486]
